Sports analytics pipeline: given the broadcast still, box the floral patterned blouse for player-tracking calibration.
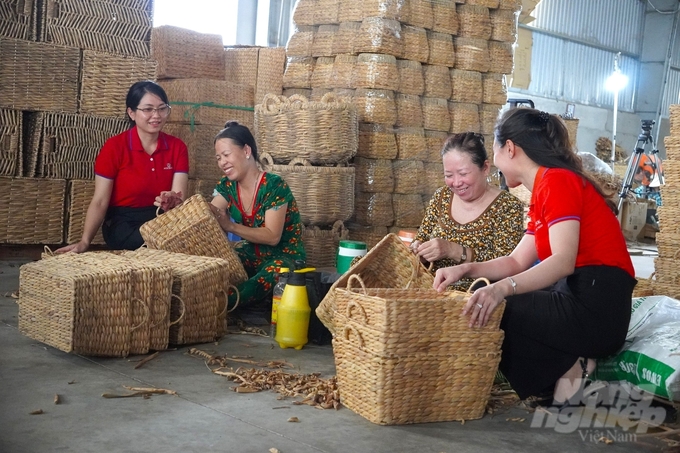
[215,172,306,263]
[415,187,525,291]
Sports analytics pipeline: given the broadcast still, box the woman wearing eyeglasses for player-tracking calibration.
[56,80,189,253]
[410,132,525,291]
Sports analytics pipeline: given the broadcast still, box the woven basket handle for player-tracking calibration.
[467,278,491,294]
[129,298,150,333]
[289,157,312,167]
[331,220,346,238]
[261,93,284,113]
[43,245,54,257]
[285,94,308,110]
[149,295,170,329]
[342,324,365,350]
[404,257,421,289]
[225,286,240,313]
[345,300,368,325]
[320,92,340,104]
[169,294,186,327]
[346,274,368,294]
[260,152,274,168]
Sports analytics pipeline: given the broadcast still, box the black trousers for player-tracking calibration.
[102,206,158,250]
[498,265,637,399]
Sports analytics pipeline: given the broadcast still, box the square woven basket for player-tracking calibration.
[66,180,105,245]
[152,25,225,79]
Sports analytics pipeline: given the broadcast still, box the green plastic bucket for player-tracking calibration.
[336,240,367,274]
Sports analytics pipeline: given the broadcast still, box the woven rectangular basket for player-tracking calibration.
[0,0,35,41]
[0,108,22,177]
[301,221,349,268]
[124,248,233,344]
[152,25,224,79]
[66,180,105,245]
[163,123,224,181]
[139,194,248,286]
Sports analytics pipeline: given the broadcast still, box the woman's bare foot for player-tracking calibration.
[553,357,596,404]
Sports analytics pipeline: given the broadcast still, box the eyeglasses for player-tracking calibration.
[136,105,171,117]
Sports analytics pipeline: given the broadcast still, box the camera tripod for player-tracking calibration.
[616,120,664,212]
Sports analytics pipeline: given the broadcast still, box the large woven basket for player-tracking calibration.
[393,160,425,194]
[0,109,22,177]
[401,0,434,29]
[488,42,514,74]
[0,0,35,40]
[424,64,452,99]
[66,180,105,245]
[396,60,425,96]
[392,193,425,227]
[261,153,354,226]
[353,89,397,125]
[254,93,358,165]
[152,25,225,79]
[316,233,434,335]
[449,102,481,134]
[670,104,680,136]
[354,157,394,193]
[395,127,427,160]
[352,53,399,91]
[312,25,338,57]
[458,4,492,40]
[358,123,398,159]
[401,25,429,63]
[426,31,455,67]
[302,220,350,268]
[451,69,483,104]
[354,192,394,227]
[124,248,234,344]
[311,56,335,89]
[490,9,518,43]
[163,123,224,181]
[422,97,451,132]
[353,18,403,56]
[454,37,490,73]
[424,130,447,162]
[346,224,388,250]
[286,26,315,57]
[139,194,248,286]
[482,73,508,105]
[664,136,680,161]
[432,0,459,35]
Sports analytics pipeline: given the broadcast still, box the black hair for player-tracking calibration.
[441,132,488,169]
[214,121,260,164]
[494,107,617,213]
[125,80,170,125]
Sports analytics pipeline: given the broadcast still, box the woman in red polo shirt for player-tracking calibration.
[56,80,189,253]
[434,108,636,407]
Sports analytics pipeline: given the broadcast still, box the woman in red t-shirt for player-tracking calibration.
[434,107,636,406]
[56,80,189,253]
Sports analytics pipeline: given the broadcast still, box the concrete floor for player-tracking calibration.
[0,244,666,453]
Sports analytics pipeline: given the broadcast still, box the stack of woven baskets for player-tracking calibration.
[652,104,680,298]
[255,93,358,268]
[283,0,521,245]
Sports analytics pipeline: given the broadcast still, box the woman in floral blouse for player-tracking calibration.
[210,121,305,309]
[411,132,525,291]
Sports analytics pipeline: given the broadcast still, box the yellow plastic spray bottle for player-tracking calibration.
[275,271,310,350]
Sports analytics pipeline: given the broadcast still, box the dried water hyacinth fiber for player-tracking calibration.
[354,157,395,193]
[490,9,518,43]
[338,0,363,22]
[665,136,680,161]
[346,224,388,250]
[354,89,397,125]
[488,42,514,74]
[151,26,224,79]
[292,0,315,26]
[450,69,483,104]
[332,54,357,89]
[424,64,452,99]
[457,4,492,40]
[401,25,429,63]
[392,193,425,227]
[395,127,428,160]
[315,0,340,24]
[312,25,338,57]
[422,97,451,132]
[427,31,455,67]
[358,123,399,159]
[354,192,395,226]
[424,161,445,195]
[425,130,448,162]
[333,21,361,55]
[393,159,425,194]
[354,18,403,57]
[664,159,680,187]
[395,94,423,128]
[283,57,315,88]
[454,37,490,73]
[311,57,336,89]
[670,104,680,136]
[353,53,400,91]
[396,60,424,95]
[286,26,315,57]
[449,102,481,134]
[480,104,502,135]
[482,73,507,105]
[363,0,404,19]
[401,0,434,30]
[302,221,349,268]
[432,0,459,35]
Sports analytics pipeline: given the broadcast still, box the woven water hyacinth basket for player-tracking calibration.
[670,104,680,136]
[665,136,680,161]
[152,26,224,79]
[358,123,398,159]
[310,88,334,101]
[255,93,358,164]
[392,193,425,227]
[139,194,248,286]
[66,180,105,245]
[454,37,490,73]
[395,94,424,128]
[424,64,452,99]
[353,89,397,125]
[395,127,427,160]
[425,130,448,162]
[490,9,518,43]
[354,157,395,193]
[432,0,459,35]
[0,0,34,40]
[80,50,157,119]
[427,31,455,67]
[163,123,224,182]
[346,224,388,250]
[354,192,394,227]
[354,18,403,57]
[457,4,492,40]
[0,177,65,244]
[315,0,340,24]
[362,0,403,19]
[422,97,451,132]
[312,25,338,57]
[482,73,508,105]
[353,53,399,91]
[449,101,481,133]
[261,153,355,225]
[302,220,349,268]
[338,0,363,22]
[333,21,360,55]
[311,56,336,89]
[0,109,21,177]
[401,25,429,63]
[656,230,680,259]
[292,0,315,25]
[663,159,680,187]
[187,178,217,201]
[401,0,434,29]
[498,0,521,9]
[282,88,312,98]
[286,26,315,57]
[424,162,445,195]
[488,42,514,74]
[393,159,425,194]
[450,69,483,104]
[124,248,233,345]
[466,0,500,8]
[283,57,315,89]
[480,103,502,135]
[332,54,357,89]
[396,60,425,95]
[316,233,434,335]
[509,184,532,206]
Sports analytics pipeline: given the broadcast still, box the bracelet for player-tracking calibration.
[459,246,467,263]
[507,277,517,296]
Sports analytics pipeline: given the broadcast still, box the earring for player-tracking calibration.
[247,155,250,159]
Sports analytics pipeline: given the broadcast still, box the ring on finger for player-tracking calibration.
[476,303,483,309]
